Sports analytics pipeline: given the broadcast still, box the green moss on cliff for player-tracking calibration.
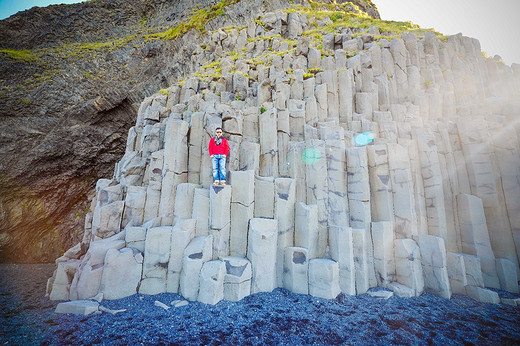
[0,48,39,63]
[148,0,240,41]
[297,5,444,44]
[303,0,370,17]
[51,34,138,59]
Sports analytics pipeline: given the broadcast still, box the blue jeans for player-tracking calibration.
[212,155,226,181]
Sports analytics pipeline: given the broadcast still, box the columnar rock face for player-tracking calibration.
[167,219,196,293]
[371,221,395,288]
[230,171,255,257]
[198,260,226,305]
[140,226,173,295]
[209,185,232,259]
[329,226,355,295]
[309,258,341,299]
[222,256,252,301]
[394,238,424,297]
[48,7,520,305]
[100,247,143,300]
[247,218,278,293]
[418,235,451,298]
[179,235,213,301]
[283,247,309,294]
[457,193,500,288]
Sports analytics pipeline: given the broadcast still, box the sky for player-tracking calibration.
[374,0,520,65]
[0,0,83,19]
[1,0,519,64]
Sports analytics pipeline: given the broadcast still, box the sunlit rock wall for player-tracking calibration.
[47,9,520,304]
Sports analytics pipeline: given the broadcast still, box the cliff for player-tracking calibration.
[45,3,520,304]
[0,0,379,262]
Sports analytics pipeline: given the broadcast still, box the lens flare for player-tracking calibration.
[352,132,375,146]
[301,147,321,165]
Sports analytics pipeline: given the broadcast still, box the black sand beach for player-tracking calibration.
[1,263,519,345]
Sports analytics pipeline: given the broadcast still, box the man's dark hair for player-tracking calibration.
[216,127,222,131]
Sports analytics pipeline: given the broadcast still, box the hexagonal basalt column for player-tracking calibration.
[140,226,173,295]
[230,170,255,257]
[247,218,278,293]
[308,259,340,299]
[394,238,424,297]
[197,260,226,305]
[179,235,213,301]
[329,226,355,295]
[222,256,252,301]
[283,247,309,295]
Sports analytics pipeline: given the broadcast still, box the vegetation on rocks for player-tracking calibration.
[168,1,445,88]
[0,48,39,63]
[295,2,445,45]
[147,0,240,41]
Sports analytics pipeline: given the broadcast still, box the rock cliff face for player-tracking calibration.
[46,3,520,304]
[1,0,380,262]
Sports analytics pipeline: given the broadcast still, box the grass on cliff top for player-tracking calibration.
[147,0,240,41]
[302,0,371,17]
[291,2,444,42]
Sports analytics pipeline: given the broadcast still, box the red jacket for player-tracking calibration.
[209,137,230,156]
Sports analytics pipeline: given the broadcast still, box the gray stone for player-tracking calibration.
[167,219,196,293]
[198,260,226,305]
[367,290,393,299]
[259,108,278,176]
[140,226,173,295]
[315,84,328,122]
[329,226,356,295]
[254,175,275,218]
[387,143,417,239]
[283,247,309,295]
[48,260,81,301]
[352,228,370,294]
[174,183,199,221]
[209,185,231,230]
[367,145,393,222]
[466,286,500,304]
[154,300,170,310]
[287,12,302,39]
[338,69,354,123]
[308,48,321,69]
[100,248,142,300]
[457,194,500,289]
[239,142,260,175]
[222,256,252,302]
[179,235,213,301]
[495,258,519,293]
[274,178,296,286]
[308,259,341,299]
[192,188,210,237]
[387,282,415,298]
[394,238,424,296]
[304,140,329,257]
[230,170,255,205]
[247,218,278,293]
[371,221,395,287]
[294,202,319,259]
[55,300,99,315]
[446,252,468,295]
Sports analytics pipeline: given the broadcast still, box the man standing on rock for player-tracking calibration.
[209,127,229,186]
